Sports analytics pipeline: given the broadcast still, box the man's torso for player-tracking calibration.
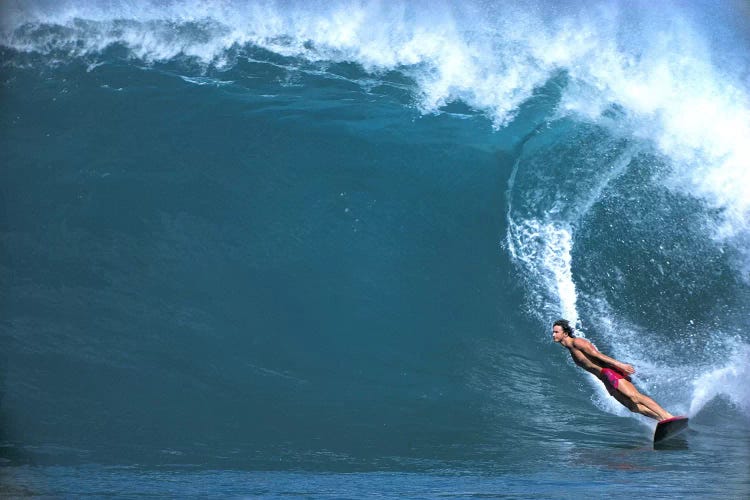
[566,339,605,376]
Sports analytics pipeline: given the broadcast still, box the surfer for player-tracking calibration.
[552,319,673,421]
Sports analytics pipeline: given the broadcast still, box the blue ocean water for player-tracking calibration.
[1,0,749,497]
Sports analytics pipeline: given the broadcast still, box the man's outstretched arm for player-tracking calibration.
[572,339,635,375]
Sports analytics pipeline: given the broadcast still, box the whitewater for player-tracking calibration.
[1,0,749,497]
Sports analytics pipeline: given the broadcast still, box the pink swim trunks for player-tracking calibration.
[601,368,630,395]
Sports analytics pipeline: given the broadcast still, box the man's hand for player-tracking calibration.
[619,363,635,375]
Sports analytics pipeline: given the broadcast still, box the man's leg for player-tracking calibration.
[615,379,673,421]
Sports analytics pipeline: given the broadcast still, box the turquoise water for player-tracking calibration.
[1,0,749,497]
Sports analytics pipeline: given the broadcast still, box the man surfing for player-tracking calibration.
[552,319,673,421]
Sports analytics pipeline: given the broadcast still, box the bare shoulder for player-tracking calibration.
[571,338,595,350]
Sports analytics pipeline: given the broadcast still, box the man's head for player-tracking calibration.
[552,319,575,342]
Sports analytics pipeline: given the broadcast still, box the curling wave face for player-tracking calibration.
[3,0,749,238]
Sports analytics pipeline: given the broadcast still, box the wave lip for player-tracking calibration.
[4,2,748,225]
[0,1,556,128]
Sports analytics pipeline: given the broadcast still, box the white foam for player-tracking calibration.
[506,219,578,327]
[178,75,233,87]
[558,19,750,243]
[689,344,750,418]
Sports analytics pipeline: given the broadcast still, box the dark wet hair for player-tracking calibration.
[553,319,575,337]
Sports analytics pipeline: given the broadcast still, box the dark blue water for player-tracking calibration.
[1,1,749,497]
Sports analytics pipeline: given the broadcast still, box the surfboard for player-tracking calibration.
[654,416,689,443]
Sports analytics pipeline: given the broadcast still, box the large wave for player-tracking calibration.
[3,0,749,422]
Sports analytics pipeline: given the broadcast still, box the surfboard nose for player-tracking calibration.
[654,416,689,443]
